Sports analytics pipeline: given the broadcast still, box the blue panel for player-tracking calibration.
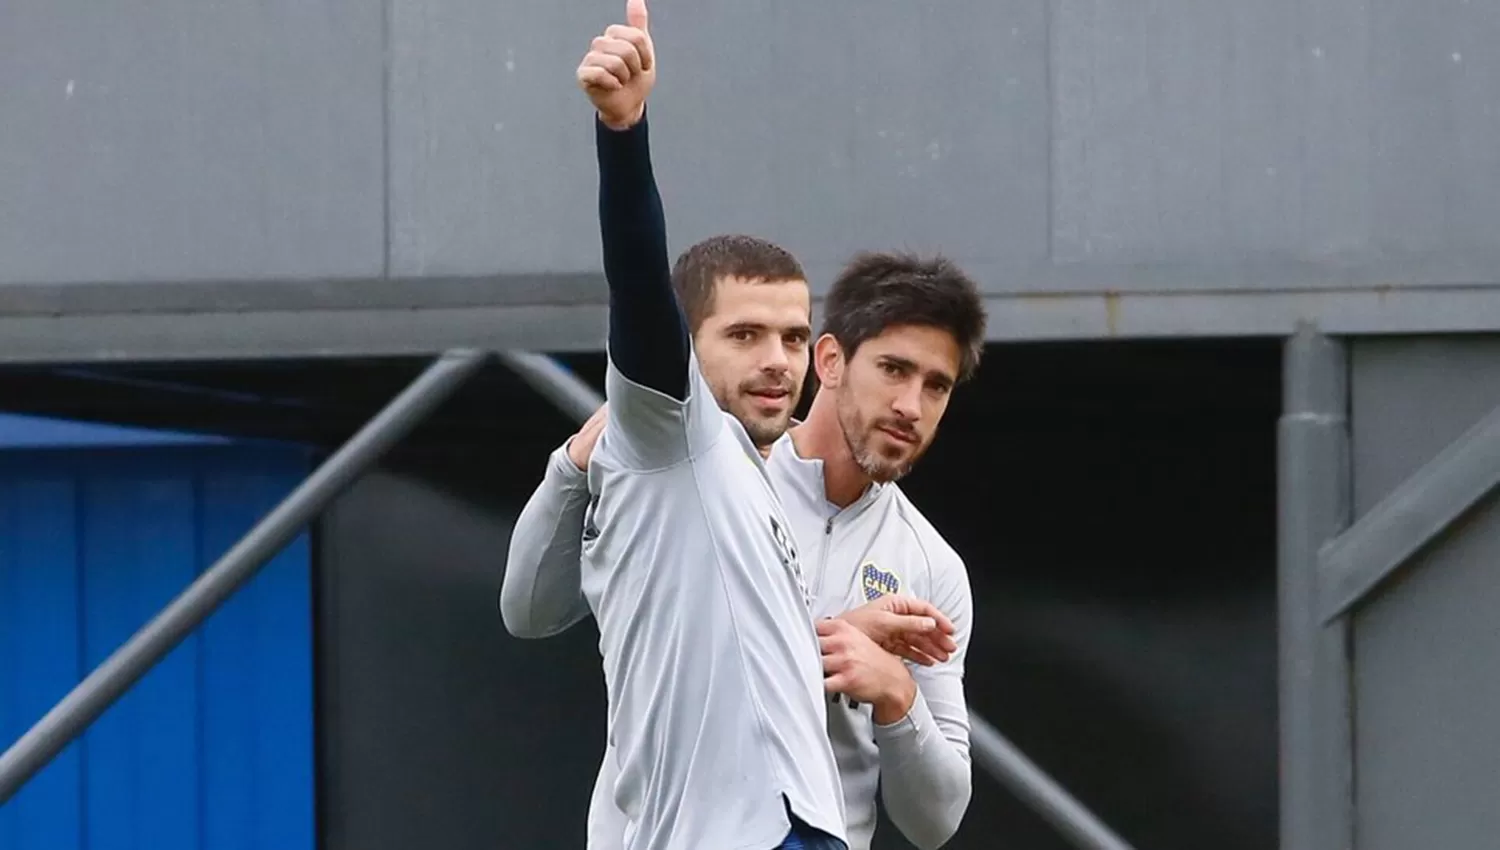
[0,413,231,450]
[81,464,201,850]
[197,454,315,850]
[0,475,84,850]
[0,445,313,850]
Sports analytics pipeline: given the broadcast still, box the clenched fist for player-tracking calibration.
[576,0,656,131]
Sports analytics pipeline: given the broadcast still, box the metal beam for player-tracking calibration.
[0,348,487,805]
[1318,400,1500,623]
[15,277,1500,363]
[969,715,1135,850]
[500,351,1136,850]
[1278,325,1353,850]
[495,351,602,424]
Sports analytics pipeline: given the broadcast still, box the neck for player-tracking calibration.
[790,391,872,508]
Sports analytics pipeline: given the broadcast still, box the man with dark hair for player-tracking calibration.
[549,2,853,848]
[669,234,812,448]
[504,245,987,850]
[810,250,985,488]
[500,2,985,847]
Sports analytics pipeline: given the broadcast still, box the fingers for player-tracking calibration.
[893,637,945,666]
[580,403,608,431]
[904,626,957,657]
[870,612,941,644]
[592,34,645,78]
[577,405,608,442]
[584,50,632,87]
[603,25,653,73]
[886,596,956,635]
[885,641,936,666]
[897,613,939,634]
[576,65,623,92]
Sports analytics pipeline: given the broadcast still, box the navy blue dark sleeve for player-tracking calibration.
[595,110,691,401]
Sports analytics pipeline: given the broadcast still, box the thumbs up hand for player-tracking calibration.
[576,0,656,130]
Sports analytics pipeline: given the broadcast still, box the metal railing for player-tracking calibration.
[0,349,487,804]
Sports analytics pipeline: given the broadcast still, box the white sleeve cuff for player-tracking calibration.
[873,688,937,762]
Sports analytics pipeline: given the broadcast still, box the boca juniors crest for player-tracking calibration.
[861,561,901,600]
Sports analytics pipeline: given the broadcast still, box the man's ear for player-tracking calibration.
[814,334,845,388]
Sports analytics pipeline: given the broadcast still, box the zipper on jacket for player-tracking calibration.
[814,516,834,604]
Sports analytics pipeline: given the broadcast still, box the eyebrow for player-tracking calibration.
[725,321,812,338]
[881,354,956,387]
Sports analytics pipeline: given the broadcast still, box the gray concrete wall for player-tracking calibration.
[1348,338,1500,850]
[4,0,1500,302]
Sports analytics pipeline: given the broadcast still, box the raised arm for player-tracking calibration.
[578,0,689,401]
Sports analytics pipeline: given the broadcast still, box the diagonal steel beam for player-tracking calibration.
[969,715,1135,850]
[500,350,1135,850]
[0,348,487,805]
[495,351,602,423]
[1318,398,1500,624]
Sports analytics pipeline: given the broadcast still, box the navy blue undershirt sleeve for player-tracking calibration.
[595,110,690,401]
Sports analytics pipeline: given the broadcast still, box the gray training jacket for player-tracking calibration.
[500,431,975,850]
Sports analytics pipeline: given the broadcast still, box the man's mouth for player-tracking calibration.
[878,424,918,445]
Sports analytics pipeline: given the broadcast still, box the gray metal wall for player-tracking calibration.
[5,0,1499,313]
[1348,338,1500,850]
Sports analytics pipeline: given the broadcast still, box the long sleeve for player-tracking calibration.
[498,441,593,639]
[874,550,975,849]
[596,111,690,401]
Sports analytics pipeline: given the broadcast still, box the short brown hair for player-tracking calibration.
[670,235,807,332]
[821,252,987,381]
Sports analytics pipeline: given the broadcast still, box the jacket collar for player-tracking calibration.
[768,432,886,520]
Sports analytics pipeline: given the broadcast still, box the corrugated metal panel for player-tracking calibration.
[0,445,314,850]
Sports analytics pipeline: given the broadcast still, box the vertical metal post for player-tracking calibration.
[500,351,1136,850]
[0,349,488,805]
[1278,325,1353,850]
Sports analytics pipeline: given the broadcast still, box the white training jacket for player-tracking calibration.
[500,430,975,850]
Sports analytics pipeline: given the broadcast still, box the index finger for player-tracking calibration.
[886,613,939,636]
[815,617,848,637]
[901,598,956,635]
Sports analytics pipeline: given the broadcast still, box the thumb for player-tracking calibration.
[626,0,648,32]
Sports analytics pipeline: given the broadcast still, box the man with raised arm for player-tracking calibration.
[506,247,987,850]
[571,2,848,847]
[508,25,989,843]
